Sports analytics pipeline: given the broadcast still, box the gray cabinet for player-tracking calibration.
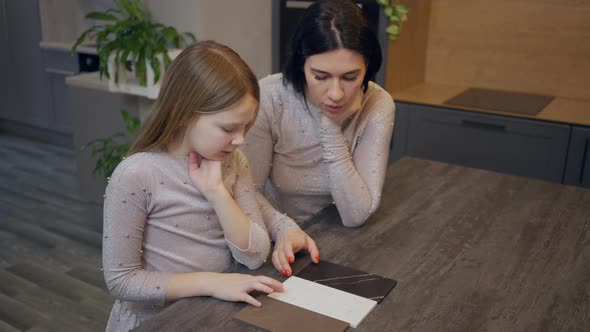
[392,102,571,183]
[0,0,53,129]
[564,126,590,188]
[42,49,79,133]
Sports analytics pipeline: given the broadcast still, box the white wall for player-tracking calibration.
[147,0,273,77]
[39,0,273,77]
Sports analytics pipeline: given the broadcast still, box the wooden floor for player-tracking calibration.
[0,133,111,331]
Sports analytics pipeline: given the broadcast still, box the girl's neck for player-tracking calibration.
[166,129,189,157]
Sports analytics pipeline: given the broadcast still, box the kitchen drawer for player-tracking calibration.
[405,104,570,182]
[564,126,590,188]
[42,48,78,73]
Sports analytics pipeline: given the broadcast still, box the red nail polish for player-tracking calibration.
[315,256,320,263]
[288,256,294,264]
[286,270,291,277]
[282,269,289,276]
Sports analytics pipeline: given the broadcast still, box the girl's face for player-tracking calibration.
[303,48,366,121]
[181,94,257,160]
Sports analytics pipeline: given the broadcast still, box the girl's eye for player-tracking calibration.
[222,127,235,133]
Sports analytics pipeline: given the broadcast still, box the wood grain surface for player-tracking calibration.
[134,157,590,331]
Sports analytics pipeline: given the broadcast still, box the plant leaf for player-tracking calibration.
[86,11,118,21]
[150,55,161,84]
[71,27,95,54]
[386,25,400,35]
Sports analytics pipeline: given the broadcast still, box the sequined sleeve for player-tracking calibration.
[102,163,170,305]
[319,93,395,227]
[242,87,301,241]
[226,151,272,269]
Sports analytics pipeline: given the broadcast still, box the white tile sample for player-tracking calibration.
[268,276,377,328]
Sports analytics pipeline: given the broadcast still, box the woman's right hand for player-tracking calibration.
[272,228,320,276]
[207,273,284,307]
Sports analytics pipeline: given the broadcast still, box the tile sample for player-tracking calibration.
[268,276,377,328]
[296,261,397,303]
[234,295,348,332]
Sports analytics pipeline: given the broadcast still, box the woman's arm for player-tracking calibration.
[241,89,300,241]
[319,92,395,227]
[242,86,319,275]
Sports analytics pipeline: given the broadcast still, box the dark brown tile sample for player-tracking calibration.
[233,295,348,332]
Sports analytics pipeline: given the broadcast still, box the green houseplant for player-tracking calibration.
[84,109,140,179]
[72,0,195,87]
[377,0,409,41]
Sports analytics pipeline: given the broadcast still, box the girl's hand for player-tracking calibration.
[208,273,284,307]
[272,229,320,276]
[188,152,225,200]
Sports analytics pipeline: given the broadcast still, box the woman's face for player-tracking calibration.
[303,48,366,122]
[182,94,257,160]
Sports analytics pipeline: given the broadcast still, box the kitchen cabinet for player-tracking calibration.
[0,0,53,130]
[42,48,79,133]
[564,126,590,188]
[391,102,571,183]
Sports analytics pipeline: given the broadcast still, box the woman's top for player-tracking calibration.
[242,73,395,239]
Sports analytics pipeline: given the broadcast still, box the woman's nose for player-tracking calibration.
[327,80,344,101]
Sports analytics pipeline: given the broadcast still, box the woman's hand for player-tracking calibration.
[188,152,226,200]
[272,228,320,276]
[208,273,284,307]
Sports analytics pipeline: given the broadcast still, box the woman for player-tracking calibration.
[242,0,395,276]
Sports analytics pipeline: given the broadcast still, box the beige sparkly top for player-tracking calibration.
[242,73,395,237]
[102,150,270,331]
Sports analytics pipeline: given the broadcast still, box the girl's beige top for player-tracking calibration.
[102,150,270,331]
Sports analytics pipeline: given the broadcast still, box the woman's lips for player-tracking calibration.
[323,104,343,114]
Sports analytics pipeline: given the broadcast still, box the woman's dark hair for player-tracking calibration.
[282,0,382,95]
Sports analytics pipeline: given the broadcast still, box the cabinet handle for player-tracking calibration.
[460,120,506,132]
[580,138,589,184]
[45,68,75,76]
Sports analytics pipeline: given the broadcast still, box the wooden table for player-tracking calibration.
[134,157,590,331]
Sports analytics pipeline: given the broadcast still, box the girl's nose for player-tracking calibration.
[232,132,245,146]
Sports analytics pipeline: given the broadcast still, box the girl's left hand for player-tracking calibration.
[188,152,225,199]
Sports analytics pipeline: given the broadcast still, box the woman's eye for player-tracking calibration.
[314,76,328,81]
[344,76,358,81]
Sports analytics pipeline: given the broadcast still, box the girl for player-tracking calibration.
[242,0,395,276]
[102,41,283,331]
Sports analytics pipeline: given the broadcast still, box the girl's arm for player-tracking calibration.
[188,152,269,269]
[166,272,283,306]
[103,162,282,306]
[224,151,274,268]
[319,91,395,227]
[102,173,171,304]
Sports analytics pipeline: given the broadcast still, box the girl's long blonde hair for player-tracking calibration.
[128,40,260,156]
